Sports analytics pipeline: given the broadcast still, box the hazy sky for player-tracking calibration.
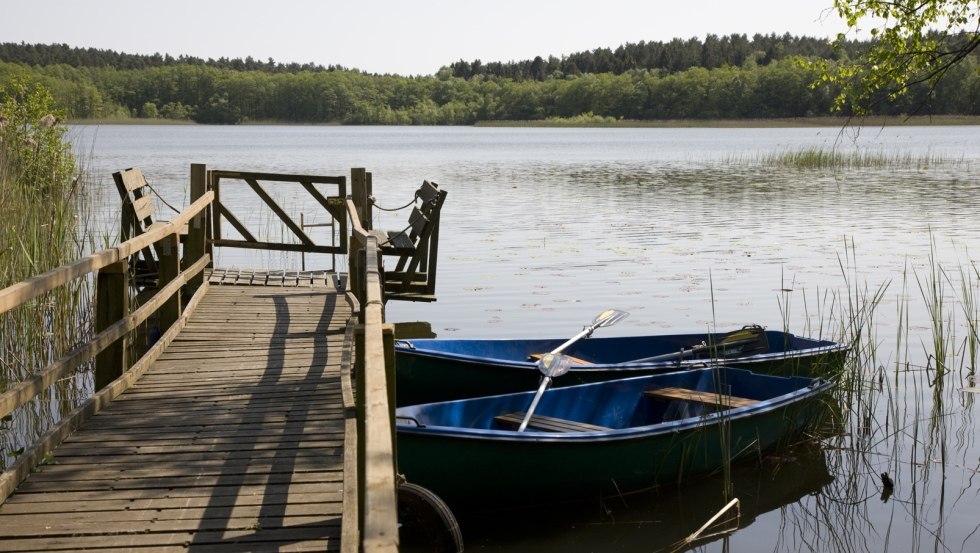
[2,1,850,75]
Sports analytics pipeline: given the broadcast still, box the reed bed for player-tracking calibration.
[773,238,980,552]
[757,146,953,170]
[0,81,93,470]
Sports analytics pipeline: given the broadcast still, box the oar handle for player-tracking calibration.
[517,377,552,432]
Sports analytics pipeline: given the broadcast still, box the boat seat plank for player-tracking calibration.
[494,412,610,433]
[644,387,758,409]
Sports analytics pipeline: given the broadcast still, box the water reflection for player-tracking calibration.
[453,442,832,553]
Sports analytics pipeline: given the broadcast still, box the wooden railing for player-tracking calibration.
[343,167,400,553]
[0,163,212,502]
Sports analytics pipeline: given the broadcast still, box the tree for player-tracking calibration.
[820,0,980,113]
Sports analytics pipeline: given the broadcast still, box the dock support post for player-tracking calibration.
[158,233,181,330]
[95,260,128,390]
[185,163,208,293]
[351,168,373,231]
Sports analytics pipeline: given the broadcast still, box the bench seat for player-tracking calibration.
[644,387,759,409]
[493,412,611,433]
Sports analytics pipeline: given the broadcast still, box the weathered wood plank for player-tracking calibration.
[0,514,341,539]
[2,482,337,506]
[0,277,353,553]
[3,483,343,515]
[0,527,340,553]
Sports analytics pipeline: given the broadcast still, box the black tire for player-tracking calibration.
[397,481,464,553]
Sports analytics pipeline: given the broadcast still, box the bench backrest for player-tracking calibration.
[113,167,163,287]
[384,180,447,302]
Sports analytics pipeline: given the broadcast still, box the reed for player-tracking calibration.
[771,236,980,551]
[757,146,952,170]
[0,80,93,469]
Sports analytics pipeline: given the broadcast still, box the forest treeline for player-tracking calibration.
[1,35,979,125]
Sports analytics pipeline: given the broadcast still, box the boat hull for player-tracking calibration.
[395,329,847,406]
[396,367,831,509]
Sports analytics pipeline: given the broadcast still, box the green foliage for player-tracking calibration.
[3,33,980,125]
[140,101,158,118]
[818,0,980,113]
[0,80,75,204]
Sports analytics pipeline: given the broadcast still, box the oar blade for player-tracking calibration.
[593,309,629,328]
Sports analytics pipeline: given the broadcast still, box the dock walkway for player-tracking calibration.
[0,273,351,552]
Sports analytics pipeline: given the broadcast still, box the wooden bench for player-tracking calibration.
[644,387,759,409]
[494,412,611,433]
[377,180,447,302]
[113,167,188,290]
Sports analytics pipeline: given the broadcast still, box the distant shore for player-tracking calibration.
[475,115,980,128]
[69,115,980,128]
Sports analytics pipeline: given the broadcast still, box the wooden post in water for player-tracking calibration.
[95,261,129,390]
[184,163,208,293]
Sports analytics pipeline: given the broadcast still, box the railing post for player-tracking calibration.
[382,322,397,469]
[185,163,208,292]
[348,233,365,309]
[95,261,129,390]
[158,233,181,330]
[351,168,373,231]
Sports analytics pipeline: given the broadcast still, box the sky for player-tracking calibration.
[1,1,852,76]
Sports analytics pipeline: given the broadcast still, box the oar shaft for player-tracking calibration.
[517,377,552,432]
[551,327,593,355]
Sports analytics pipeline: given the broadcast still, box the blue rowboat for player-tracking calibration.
[395,366,832,509]
[395,325,847,405]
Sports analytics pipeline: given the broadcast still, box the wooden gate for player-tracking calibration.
[210,170,348,255]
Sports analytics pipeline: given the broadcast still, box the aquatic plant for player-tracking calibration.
[0,80,93,469]
[767,235,980,552]
[757,146,953,170]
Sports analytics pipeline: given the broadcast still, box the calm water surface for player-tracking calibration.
[70,124,980,552]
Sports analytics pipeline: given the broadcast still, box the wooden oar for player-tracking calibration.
[625,325,769,364]
[517,309,628,432]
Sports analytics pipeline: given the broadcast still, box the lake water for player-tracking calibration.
[69,124,980,552]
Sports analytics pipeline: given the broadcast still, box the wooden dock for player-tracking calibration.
[0,275,351,552]
[0,166,419,552]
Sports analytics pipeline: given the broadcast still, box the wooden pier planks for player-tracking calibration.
[0,281,352,552]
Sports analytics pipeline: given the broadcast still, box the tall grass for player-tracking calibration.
[0,80,93,469]
[755,147,953,170]
[776,238,980,551]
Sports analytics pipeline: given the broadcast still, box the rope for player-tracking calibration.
[143,177,182,214]
[371,189,420,212]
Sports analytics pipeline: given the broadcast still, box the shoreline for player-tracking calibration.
[68,115,980,128]
[474,115,980,128]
